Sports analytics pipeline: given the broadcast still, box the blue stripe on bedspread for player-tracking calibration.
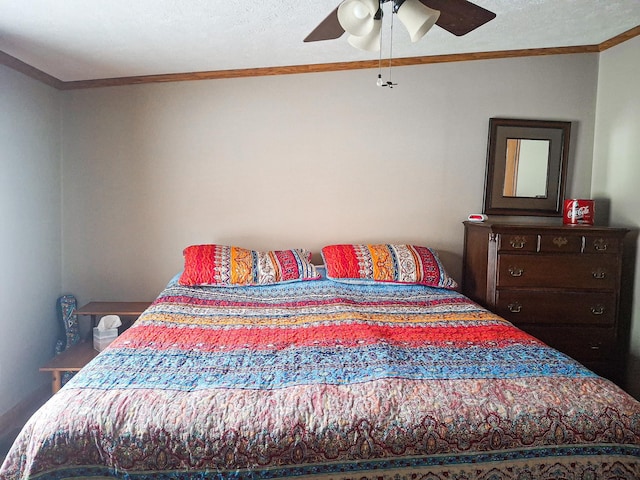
[71,343,594,391]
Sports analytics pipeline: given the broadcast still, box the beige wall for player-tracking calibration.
[8,47,638,417]
[0,66,62,412]
[592,35,640,398]
[61,53,599,304]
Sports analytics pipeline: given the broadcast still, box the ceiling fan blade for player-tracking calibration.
[420,0,496,36]
[304,6,345,42]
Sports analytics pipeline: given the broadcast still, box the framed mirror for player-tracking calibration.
[483,118,571,216]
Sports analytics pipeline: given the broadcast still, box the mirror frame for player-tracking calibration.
[483,118,571,216]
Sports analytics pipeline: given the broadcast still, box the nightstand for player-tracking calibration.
[75,301,153,329]
[40,301,151,393]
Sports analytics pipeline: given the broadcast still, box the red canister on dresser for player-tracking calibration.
[563,199,594,225]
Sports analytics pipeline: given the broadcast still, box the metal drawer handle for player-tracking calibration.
[592,269,606,280]
[508,266,524,277]
[510,236,526,249]
[590,305,605,315]
[594,238,608,251]
[553,236,568,248]
[590,345,601,350]
[508,302,522,313]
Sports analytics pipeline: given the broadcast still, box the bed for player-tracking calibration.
[2,244,640,479]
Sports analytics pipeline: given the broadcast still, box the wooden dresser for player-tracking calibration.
[462,221,629,385]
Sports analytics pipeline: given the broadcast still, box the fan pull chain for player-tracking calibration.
[377,2,384,86]
[388,9,396,87]
[377,1,397,88]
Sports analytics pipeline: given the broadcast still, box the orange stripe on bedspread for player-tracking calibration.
[117,323,539,352]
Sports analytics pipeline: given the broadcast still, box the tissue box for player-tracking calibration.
[93,327,118,352]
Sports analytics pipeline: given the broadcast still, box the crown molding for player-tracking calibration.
[597,24,640,50]
[59,45,601,90]
[2,25,638,90]
[0,50,64,89]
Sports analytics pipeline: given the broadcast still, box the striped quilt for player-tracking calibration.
[2,273,640,479]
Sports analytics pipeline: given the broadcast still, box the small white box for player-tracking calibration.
[93,327,118,352]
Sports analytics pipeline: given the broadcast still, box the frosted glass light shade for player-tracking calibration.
[337,0,379,37]
[396,0,440,42]
[348,18,382,51]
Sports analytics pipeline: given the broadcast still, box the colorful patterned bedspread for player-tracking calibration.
[3,273,640,479]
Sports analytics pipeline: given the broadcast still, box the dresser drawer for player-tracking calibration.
[497,254,619,289]
[538,234,582,253]
[497,233,537,252]
[495,291,616,326]
[584,235,622,254]
[522,325,617,363]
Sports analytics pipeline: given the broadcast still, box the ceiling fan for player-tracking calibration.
[304,0,496,50]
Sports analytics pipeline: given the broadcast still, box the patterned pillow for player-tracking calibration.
[321,244,457,289]
[179,245,320,287]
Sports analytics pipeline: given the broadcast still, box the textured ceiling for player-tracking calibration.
[0,0,639,82]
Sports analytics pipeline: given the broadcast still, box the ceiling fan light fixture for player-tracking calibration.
[337,0,379,37]
[347,17,382,51]
[395,0,440,42]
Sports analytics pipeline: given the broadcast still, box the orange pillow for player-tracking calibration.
[321,244,457,289]
[179,245,319,287]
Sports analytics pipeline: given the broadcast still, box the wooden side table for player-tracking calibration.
[75,301,153,328]
[40,301,152,394]
[40,341,98,394]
